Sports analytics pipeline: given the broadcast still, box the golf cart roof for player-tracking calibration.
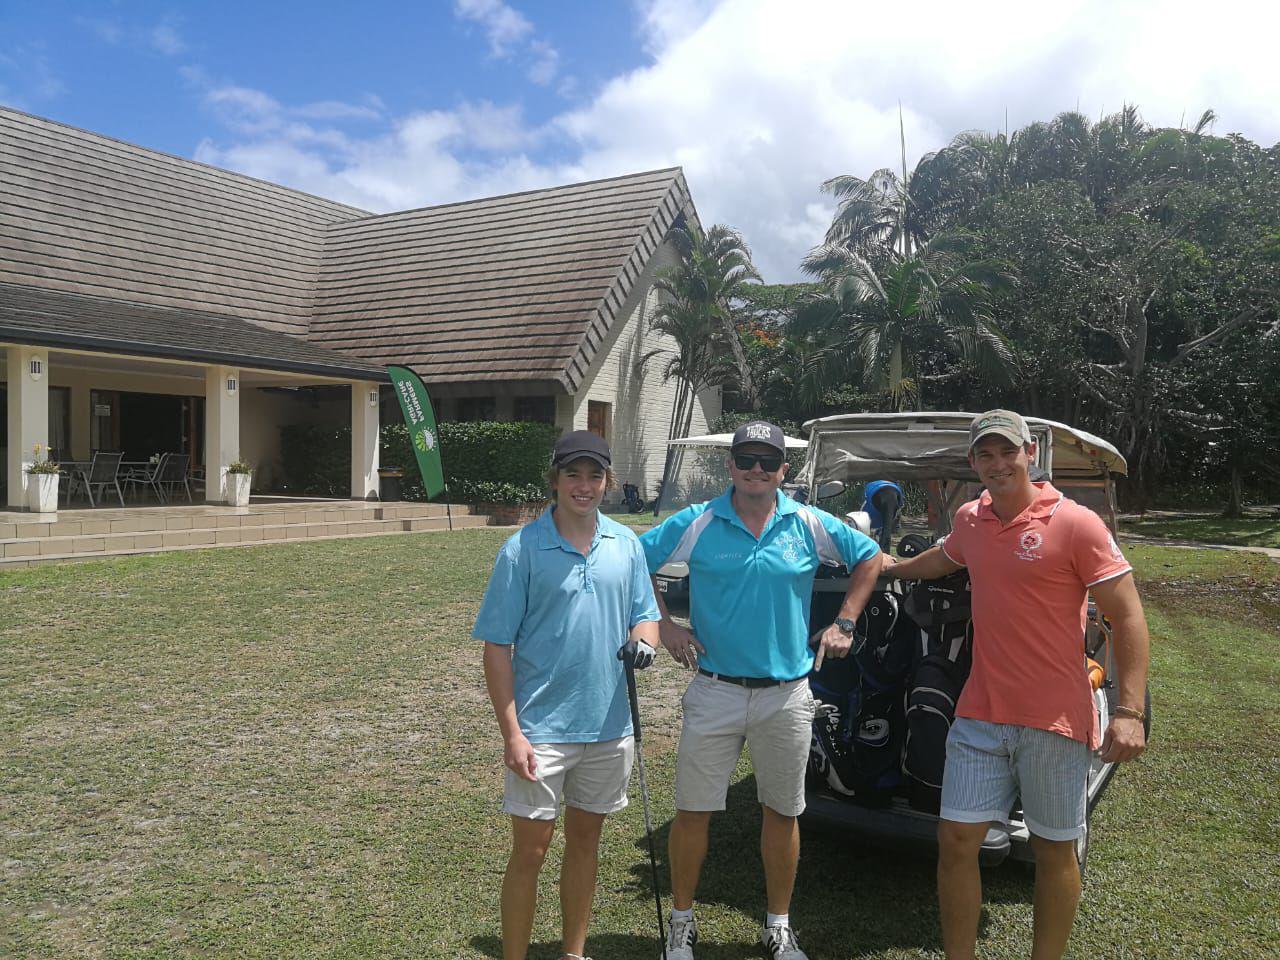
[667,432,810,449]
[799,412,1126,484]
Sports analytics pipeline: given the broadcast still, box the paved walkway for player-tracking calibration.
[1120,532,1280,560]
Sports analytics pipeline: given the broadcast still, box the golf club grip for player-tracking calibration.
[624,659,643,744]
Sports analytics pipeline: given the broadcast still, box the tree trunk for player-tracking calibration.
[1223,464,1243,519]
[720,315,758,410]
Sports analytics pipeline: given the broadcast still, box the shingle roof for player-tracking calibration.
[310,168,696,391]
[0,283,388,381]
[0,107,367,337]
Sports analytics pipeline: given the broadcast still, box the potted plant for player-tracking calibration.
[25,443,60,513]
[226,460,253,507]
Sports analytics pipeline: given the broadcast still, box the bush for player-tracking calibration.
[381,421,560,504]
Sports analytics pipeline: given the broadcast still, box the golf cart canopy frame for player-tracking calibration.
[798,412,1127,489]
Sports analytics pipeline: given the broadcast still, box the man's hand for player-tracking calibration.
[617,639,656,671]
[1098,715,1146,764]
[659,618,705,669]
[504,734,538,782]
[811,622,855,670]
[880,552,899,575]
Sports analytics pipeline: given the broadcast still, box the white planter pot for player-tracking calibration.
[27,472,59,513]
[227,472,252,507]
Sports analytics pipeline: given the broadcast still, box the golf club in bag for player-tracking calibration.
[623,657,668,960]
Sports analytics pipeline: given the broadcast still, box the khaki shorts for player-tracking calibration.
[675,673,816,817]
[502,736,634,821]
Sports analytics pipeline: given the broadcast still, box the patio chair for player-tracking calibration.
[153,453,193,503]
[72,451,125,507]
[123,454,165,502]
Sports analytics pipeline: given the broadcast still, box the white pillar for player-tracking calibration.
[351,381,380,501]
[205,365,240,504]
[6,346,50,508]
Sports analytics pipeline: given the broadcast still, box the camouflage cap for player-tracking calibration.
[968,409,1032,453]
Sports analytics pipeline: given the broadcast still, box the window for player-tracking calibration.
[587,400,611,440]
[514,395,556,424]
[456,396,496,422]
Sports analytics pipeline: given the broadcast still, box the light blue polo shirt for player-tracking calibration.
[473,508,660,744]
[641,489,879,681]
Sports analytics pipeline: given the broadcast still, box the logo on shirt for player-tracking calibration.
[1108,535,1125,562]
[1014,529,1044,562]
[774,532,804,564]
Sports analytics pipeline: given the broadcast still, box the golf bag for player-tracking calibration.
[901,572,974,813]
[809,591,914,807]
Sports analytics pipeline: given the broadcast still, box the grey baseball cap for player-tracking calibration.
[968,409,1032,453]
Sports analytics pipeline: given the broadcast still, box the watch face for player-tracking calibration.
[836,618,856,634]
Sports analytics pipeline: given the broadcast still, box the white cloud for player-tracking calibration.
[527,40,558,86]
[188,0,1280,281]
[453,0,533,57]
[149,23,184,56]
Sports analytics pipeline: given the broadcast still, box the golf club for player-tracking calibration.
[623,655,668,960]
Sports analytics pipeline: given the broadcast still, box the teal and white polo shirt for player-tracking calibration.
[640,489,879,681]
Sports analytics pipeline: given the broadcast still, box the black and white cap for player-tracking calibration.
[552,430,611,469]
[730,420,786,455]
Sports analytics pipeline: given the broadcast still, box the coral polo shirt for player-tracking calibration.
[941,482,1131,747]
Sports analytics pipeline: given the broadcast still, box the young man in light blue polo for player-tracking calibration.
[640,421,882,960]
[476,430,661,960]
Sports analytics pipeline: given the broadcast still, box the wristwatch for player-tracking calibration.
[834,617,857,636]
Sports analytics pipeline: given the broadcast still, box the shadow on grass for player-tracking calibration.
[617,776,1032,957]
[469,774,1037,959]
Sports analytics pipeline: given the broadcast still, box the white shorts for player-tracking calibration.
[502,736,635,821]
[675,673,816,817]
[940,718,1091,841]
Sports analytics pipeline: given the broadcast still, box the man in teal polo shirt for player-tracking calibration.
[476,431,661,960]
[641,421,881,960]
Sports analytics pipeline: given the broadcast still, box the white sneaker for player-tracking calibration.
[760,922,809,960]
[664,913,697,959]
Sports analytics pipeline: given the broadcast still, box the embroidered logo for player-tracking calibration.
[774,532,804,564]
[1014,529,1044,561]
[745,423,772,441]
[1108,535,1125,562]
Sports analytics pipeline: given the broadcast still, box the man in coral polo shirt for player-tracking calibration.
[886,410,1149,960]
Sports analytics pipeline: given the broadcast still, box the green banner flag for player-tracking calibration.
[387,365,445,499]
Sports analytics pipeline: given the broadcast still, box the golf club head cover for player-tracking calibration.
[618,639,656,670]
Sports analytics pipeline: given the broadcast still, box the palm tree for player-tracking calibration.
[804,236,1017,410]
[659,224,762,408]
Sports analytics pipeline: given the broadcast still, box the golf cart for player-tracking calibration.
[795,412,1148,868]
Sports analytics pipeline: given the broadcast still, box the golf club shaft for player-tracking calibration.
[624,659,668,960]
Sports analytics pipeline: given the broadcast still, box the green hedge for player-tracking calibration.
[382,421,560,503]
[281,421,561,503]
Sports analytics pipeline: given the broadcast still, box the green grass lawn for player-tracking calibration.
[1122,511,1280,549]
[2,536,1278,959]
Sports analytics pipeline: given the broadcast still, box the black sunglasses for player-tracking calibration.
[733,452,784,472]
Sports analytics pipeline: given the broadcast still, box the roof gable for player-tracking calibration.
[309,168,697,391]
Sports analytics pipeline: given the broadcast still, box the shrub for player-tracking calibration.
[381,421,560,504]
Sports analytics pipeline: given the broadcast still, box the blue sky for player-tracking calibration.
[3,1,1279,282]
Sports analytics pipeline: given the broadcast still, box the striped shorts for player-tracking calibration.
[940,717,1090,841]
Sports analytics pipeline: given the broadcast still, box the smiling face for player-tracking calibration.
[969,434,1038,497]
[727,442,788,500]
[551,457,608,518]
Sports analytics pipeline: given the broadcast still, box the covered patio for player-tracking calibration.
[1,284,389,511]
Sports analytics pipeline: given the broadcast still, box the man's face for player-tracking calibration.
[969,435,1037,495]
[727,442,788,497]
[552,458,607,517]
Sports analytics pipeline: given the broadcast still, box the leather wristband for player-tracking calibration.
[1114,705,1146,723]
